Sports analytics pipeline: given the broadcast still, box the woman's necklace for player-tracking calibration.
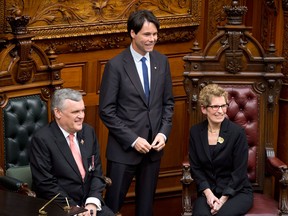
[208,127,219,134]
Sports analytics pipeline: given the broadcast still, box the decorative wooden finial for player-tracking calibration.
[6,10,30,35]
[223,0,248,25]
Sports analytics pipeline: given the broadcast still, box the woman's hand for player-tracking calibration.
[210,195,228,215]
[203,189,219,209]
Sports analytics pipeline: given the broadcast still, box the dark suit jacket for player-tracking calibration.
[30,121,106,206]
[189,118,252,197]
[99,47,174,165]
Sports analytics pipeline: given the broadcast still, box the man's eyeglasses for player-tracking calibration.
[207,104,229,111]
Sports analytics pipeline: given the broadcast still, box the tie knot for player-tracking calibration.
[141,57,146,63]
[68,133,75,140]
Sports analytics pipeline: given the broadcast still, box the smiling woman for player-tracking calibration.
[188,84,253,216]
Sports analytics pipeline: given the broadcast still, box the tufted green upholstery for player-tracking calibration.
[2,95,48,191]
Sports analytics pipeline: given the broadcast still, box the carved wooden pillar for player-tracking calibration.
[277,0,288,165]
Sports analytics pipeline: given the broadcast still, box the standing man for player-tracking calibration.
[99,9,174,216]
[30,88,114,216]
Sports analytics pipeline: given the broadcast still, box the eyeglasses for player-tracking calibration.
[207,104,229,111]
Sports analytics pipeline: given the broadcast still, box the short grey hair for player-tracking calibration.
[51,88,83,111]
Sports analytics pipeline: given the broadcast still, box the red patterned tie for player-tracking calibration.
[68,134,85,181]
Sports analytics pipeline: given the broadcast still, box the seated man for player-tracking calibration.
[30,88,114,216]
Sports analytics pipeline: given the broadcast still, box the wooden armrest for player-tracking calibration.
[265,147,288,214]
[0,176,36,197]
[181,161,193,216]
[181,161,193,185]
[266,147,287,179]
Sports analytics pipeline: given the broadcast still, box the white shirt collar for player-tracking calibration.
[58,126,76,138]
[130,44,150,62]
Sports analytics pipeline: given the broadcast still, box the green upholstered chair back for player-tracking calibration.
[2,95,48,188]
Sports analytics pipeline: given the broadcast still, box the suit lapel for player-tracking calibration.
[200,121,212,162]
[123,48,149,106]
[51,122,84,180]
[149,52,160,105]
[214,118,230,154]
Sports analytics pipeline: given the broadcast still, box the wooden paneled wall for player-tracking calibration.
[1,0,288,215]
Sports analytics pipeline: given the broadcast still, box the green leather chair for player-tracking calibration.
[0,95,48,196]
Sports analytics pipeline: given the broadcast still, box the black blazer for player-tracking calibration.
[189,118,252,197]
[99,47,174,165]
[30,121,106,206]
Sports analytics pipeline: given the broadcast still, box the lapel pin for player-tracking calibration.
[80,139,84,145]
[217,136,224,144]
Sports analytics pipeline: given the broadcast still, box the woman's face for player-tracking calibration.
[201,96,227,125]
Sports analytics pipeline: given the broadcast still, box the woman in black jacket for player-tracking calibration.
[189,84,253,216]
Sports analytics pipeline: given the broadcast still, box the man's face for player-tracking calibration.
[131,21,158,56]
[54,99,85,134]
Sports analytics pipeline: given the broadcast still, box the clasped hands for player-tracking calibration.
[134,134,165,154]
[204,189,228,215]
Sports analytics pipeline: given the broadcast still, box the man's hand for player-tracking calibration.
[151,134,165,151]
[81,203,97,216]
[134,137,151,154]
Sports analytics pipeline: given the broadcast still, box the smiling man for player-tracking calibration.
[99,9,174,216]
[30,88,114,216]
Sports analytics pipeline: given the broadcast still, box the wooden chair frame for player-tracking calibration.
[181,1,288,215]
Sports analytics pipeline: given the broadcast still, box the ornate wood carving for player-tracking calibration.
[0,14,64,98]
[207,0,230,41]
[2,0,201,42]
[32,27,196,54]
[260,0,279,52]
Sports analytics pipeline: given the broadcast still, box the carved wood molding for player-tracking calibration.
[34,26,196,54]
[2,0,201,43]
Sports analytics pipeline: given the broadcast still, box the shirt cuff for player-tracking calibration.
[131,137,139,148]
[85,197,102,211]
[158,133,167,141]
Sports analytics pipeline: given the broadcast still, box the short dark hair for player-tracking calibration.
[127,10,160,37]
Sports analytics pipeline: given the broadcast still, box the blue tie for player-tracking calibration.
[141,57,149,100]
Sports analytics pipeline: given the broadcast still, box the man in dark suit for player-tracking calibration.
[99,9,174,216]
[30,88,114,216]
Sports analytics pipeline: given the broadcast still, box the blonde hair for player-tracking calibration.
[198,84,228,107]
